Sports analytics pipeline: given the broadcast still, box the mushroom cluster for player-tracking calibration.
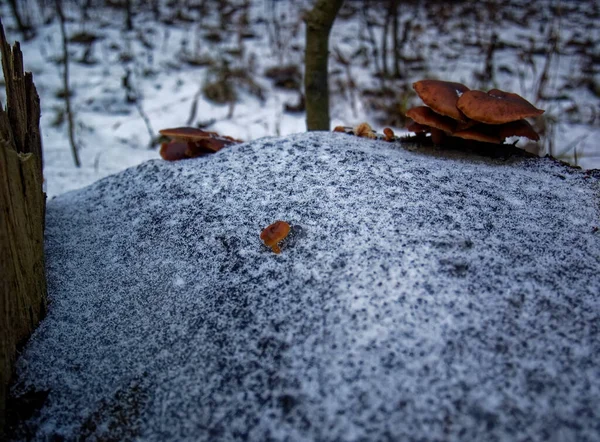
[333,122,397,142]
[159,127,242,161]
[406,80,544,145]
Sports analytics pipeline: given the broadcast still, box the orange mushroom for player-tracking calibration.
[353,122,377,139]
[412,79,471,122]
[452,125,503,144]
[406,106,458,144]
[456,89,544,124]
[406,121,429,134]
[260,221,291,254]
[383,127,395,142]
[160,141,189,161]
[497,119,540,141]
[158,127,243,161]
[406,106,457,134]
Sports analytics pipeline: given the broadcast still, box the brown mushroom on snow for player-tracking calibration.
[159,141,190,161]
[406,106,457,144]
[438,118,541,145]
[260,221,291,254]
[412,79,471,122]
[452,125,503,144]
[158,127,243,161]
[406,79,545,147]
[406,121,429,134]
[353,122,377,139]
[383,127,395,142]
[497,119,540,141]
[456,89,544,125]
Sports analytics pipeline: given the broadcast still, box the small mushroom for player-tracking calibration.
[457,89,544,124]
[353,122,377,139]
[383,127,395,142]
[260,221,291,254]
[413,80,471,122]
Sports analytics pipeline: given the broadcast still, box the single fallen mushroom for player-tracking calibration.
[457,89,544,124]
[413,79,471,122]
[260,220,291,254]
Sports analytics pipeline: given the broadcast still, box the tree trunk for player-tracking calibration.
[0,19,47,435]
[391,0,401,78]
[7,0,34,41]
[381,7,390,79]
[55,0,81,167]
[304,0,344,131]
[125,0,134,31]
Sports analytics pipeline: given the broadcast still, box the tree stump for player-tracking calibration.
[0,19,47,435]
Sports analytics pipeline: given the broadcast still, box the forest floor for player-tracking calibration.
[0,0,599,197]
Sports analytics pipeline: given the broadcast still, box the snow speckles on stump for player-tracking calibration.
[8,132,600,441]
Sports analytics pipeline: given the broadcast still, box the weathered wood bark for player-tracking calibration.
[0,20,47,435]
[304,0,344,131]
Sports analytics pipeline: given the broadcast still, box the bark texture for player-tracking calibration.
[304,0,344,131]
[0,19,47,435]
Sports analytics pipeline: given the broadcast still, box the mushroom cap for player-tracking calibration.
[497,119,540,141]
[260,221,291,249]
[452,119,540,144]
[452,125,503,144]
[159,127,220,141]
[406,121,429,134]
[413,80,470,122]
[383,127,395,141]
[187,138,229,154]
[353,122,377,139]
[160,141,189,161]
[406,106,456,134]
[457,89,544,124]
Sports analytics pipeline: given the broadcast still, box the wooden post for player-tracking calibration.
[0,19,47,435]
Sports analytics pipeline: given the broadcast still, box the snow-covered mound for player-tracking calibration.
[10,132,600,441]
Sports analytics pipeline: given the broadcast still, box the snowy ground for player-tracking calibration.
[8,132,600,441]
[0,0,599,197]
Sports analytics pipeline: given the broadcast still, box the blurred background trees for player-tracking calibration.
[1,0,598,170]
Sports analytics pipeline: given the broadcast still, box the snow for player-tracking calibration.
[1,0,599,199]
[8,132,600,441]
